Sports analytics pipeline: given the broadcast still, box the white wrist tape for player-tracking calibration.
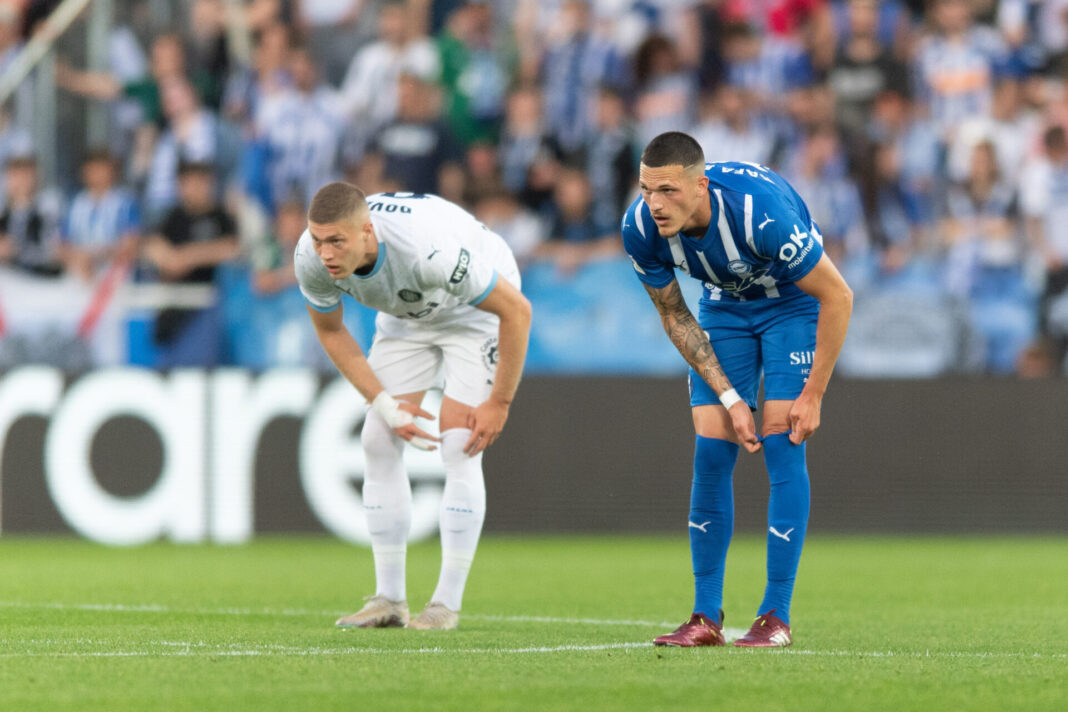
[718,387,742,411]
[371,392,414,429]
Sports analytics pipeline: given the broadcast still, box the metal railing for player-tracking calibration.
[0,0,250,187]
[0,0,110,186]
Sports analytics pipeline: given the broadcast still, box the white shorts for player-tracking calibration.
[367,323,500,408]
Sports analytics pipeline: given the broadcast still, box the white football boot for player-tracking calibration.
[408,601,460,630]
[335,595,409,628]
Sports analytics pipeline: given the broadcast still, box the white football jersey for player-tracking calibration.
[295,192,520,337]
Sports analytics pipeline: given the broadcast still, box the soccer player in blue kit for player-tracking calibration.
[622,132,853,647]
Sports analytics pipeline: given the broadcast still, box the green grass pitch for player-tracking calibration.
[1,535,1066,711]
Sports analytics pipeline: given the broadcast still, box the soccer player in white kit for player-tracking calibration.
[296,183,532,630]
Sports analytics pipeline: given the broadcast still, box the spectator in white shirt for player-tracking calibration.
[337,0,440,165]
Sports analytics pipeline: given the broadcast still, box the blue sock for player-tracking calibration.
[690,436,739,622]
[757,432,810,624]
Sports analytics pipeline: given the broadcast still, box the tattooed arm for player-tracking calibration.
[644,280,733,393]
[644,279,761,452]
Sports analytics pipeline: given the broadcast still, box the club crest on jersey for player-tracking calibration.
[450,249,471,284]
[728,260,751,277]
[481,337,499,370]
[406,301,439,319]
[716,266,771,294]
[398,289,422,302]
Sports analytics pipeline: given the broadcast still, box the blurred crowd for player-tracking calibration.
[2,0,1068,375]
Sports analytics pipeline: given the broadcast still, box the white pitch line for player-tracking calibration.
[3,601,1065,659]
[0,600,337,617]
[468,613,673,627]
[0,601,173,613]
[0,600,750,640]
[2,641,1067,660]
[0,599,742,641]
[0,642,652,658]
[467,614,747,641]
[0,600,676,627]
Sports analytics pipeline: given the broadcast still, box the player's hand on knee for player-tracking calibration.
[397,400,436,423]
[372,392,441,450]
[788,393,821,444]
[464,399,509,455]
[397,422,440,450]
[396,402,440,450]
[728,404,762,454]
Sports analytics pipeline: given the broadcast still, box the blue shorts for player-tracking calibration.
[689,292,819,409]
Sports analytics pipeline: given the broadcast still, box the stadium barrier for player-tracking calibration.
[1,367,1065,543]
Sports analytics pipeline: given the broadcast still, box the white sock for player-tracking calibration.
[431,428,486,611]
[362,409,411,602]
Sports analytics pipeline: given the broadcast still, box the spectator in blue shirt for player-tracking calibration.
[60,149,140,282]
[536,167,621,274]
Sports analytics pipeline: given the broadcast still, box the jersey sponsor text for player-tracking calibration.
[450,248,471,284]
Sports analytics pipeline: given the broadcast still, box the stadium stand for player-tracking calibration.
[1,0,1066,376]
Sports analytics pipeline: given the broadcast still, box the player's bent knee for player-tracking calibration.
[691,405,736,441]
[440,428,483,469]
[760,411,791,437]
[363,409,404,462]
[760,400,793,437]
[439,398,475,433]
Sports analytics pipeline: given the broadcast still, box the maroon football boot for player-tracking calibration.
[653,612,726,647]
[732,610,792,648]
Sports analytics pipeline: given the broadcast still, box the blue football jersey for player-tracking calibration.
[621,161,824,304]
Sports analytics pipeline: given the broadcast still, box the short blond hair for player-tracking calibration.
[308,182,367,225]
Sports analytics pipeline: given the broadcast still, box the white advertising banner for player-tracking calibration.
[0,367,447,545]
